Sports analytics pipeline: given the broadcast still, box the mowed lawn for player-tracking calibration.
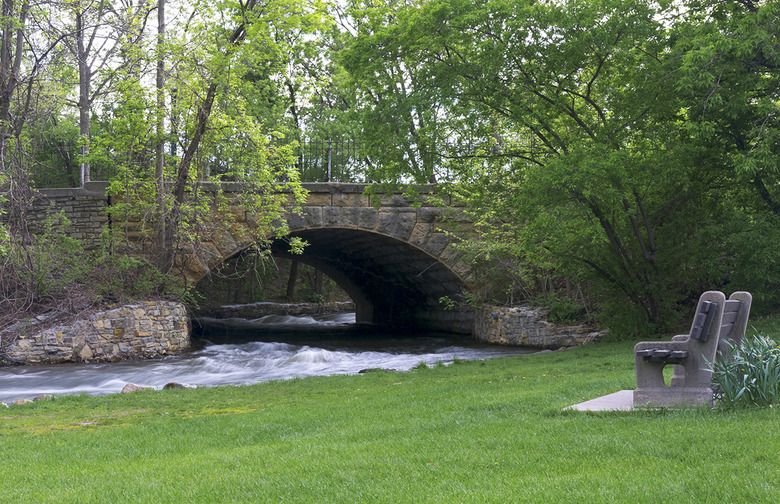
[2,320,780,503]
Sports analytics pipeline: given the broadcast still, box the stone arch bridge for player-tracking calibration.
[30,182,476,333]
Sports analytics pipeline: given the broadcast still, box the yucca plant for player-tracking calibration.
[709,335,780,409]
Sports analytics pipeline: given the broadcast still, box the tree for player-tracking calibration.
[671,0,780,309]
[339,0,760,331]
[1,0,70,226]
[40,0,152,184]
[340,0,454,183]
[91,0,314,280]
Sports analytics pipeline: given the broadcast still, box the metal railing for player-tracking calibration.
[28,137,365,188]
[296,137,363,183]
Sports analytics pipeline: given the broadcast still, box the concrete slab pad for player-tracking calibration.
[565,390,634,412]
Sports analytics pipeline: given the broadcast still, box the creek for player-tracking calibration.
[0,313,533,404]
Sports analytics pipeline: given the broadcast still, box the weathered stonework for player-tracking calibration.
[196,301,355,319]
[474,305,604,349]
[24,182,475,333]
[4,301,190,364]
[25,182,110,250]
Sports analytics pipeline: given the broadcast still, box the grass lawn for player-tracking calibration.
[2,322,780,503]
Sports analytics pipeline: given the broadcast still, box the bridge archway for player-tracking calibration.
[271,228,473,333]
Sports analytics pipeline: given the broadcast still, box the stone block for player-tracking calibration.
[416,207,446,223]
[378,193,412,207]
[304,193,332,206]
[323,207,341,228]
[337,207,360,228]
[377,211,416,241]
[302,207,323,227]
[207,227,239,258]
[332,192,368,207]
[419,231,451,257]
[358,208,378,230]
[285,210,306,230]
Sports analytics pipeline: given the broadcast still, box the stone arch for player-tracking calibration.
[173,185,474,333]
[271,227,473,333]
[30,183,475,332]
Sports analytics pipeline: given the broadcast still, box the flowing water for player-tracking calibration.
[0,313,533,404]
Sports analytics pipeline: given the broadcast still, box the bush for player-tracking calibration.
[0,213,186,335]
[709,335,780,409]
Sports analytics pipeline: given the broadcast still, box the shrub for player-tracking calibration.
[0,213,187,336]
[709,335,780,409]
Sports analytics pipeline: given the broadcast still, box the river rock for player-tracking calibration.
[163,382,197,390]
[33,394,52,401]
[121,383,154,394]
[14,399,32,406]
[1,402,8,408]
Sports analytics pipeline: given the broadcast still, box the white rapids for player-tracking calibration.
[0,312,531,403]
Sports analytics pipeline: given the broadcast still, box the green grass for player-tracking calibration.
[2,333,779,503]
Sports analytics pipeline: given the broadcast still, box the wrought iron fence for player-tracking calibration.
[28,137,365,188]
[30,162,119,189]
[296,137,364,183]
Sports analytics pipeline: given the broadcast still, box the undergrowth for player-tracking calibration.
[0,212,186,342]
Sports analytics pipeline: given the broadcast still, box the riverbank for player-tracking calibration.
[2,319,779,502]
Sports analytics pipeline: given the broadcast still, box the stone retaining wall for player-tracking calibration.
[27,182,110,250]
[474,305,603,349]
[4,301,190,364]
[196,301,355,319]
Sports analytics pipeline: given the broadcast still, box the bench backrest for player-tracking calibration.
[690,300,717,342]
[717,291,752,358]
[719,299,742,338]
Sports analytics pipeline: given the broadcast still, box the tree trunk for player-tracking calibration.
[76,10,90,185]
[154,0,168,271]
[0,0,27,169]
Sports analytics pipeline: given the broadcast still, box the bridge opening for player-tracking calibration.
[270,228,473,334]
[194,249,350,306]
[193,227,473,334]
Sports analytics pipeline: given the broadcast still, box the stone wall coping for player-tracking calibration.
[36,182,110,198]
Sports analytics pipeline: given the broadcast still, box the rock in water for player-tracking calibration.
[14,399,32,406]
[163,382,197,390]
[33,394,52,401]
[121,383,153,394]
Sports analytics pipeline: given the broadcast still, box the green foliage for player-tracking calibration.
[710,335,780,409]
[16,211,90,299]
[28,118,81,188]
[87,247,186,305]
[296,283,325,304]
[338,0,780,334]
[545,297,587,325]
[0,212,184,332]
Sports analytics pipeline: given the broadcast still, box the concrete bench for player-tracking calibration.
[633,291,752,408]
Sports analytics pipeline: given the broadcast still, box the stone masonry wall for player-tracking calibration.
[27,182,110,250]
[4,301,190,364]
[474,305,604,349]
[196,301,355,319]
